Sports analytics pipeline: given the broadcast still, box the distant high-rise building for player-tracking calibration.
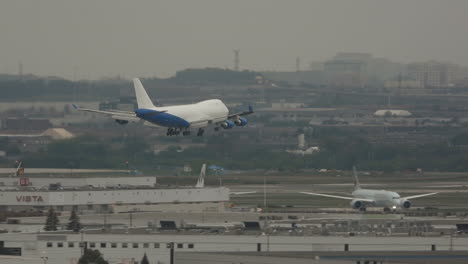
[407,61,459,88]
[333,52,372,61]
[324,52,371,88]
[309,61,324,71]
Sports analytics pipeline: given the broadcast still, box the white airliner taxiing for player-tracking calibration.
[300,167,437,212]
[73,78,254,136]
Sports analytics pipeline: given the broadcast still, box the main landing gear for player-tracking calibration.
[166,128,179,136]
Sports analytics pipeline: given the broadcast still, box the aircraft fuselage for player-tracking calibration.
[136,99,229,129]
[352,189,401,208]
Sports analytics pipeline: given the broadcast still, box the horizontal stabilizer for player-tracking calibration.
[72,104,139,121]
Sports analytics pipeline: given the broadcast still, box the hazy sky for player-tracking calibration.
[1,0,467,79]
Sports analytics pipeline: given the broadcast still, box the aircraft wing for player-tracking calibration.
[230,191,257,195]
[72,104,140,121]
[401,192,438,200]
[227,106,254,119]
[300,192,374,202]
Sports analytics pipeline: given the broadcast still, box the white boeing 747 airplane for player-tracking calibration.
[73,78,253,136]
[300,167,437,212]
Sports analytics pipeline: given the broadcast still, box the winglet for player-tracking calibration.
[71,104,79,110]
[248,105,254,113]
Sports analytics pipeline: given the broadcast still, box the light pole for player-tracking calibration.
[263,175,266,209]
[80,231,84,256]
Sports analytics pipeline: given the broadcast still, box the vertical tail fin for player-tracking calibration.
[14,161,24,177]
[352,166,361,190]
[133,78,155,109]
[195,164,206,188]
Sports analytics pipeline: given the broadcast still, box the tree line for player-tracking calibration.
[7,131,468,173]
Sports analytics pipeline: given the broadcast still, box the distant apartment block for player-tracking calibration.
[384,80,421,89]
[407,61,459,88]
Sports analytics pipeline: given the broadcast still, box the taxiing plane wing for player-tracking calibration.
[72,104,140,122]
[300,192,374,202]
[231,191,257,195]
[401,192,438,200]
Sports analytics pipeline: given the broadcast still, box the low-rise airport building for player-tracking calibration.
[0,187,229,214]
[1,228,468,264]
[0,167,229,214]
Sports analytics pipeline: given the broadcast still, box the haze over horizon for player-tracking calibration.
[1,0,467,80]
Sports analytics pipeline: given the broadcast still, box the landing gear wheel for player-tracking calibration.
[383,207,391,213]
[214,127,220,131]
[182,131,190,136]
[359,207,367,212]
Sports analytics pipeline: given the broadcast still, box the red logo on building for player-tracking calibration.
[19,178,30,186]
[16,196,44,202]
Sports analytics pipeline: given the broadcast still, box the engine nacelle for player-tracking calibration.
[350,200,364,209]
[234,117,248,126]
[115,119,129,125]
[401,200,411,209]
[220,120,235,129]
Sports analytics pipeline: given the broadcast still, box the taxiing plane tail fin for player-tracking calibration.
[14,161,24,177]
[352,166,361,190]
[133,78,155,109]
[195,164,206,188]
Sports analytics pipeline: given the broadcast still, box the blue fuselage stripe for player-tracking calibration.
[135,109,190,128]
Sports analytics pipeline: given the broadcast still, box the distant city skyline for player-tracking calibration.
[1,0,468,80]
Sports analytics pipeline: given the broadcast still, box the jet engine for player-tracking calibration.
[220,120,235,129]
[115,119,129,125]
[234,117,248,126]
[350,200,365,209]
[400,200,411,209]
